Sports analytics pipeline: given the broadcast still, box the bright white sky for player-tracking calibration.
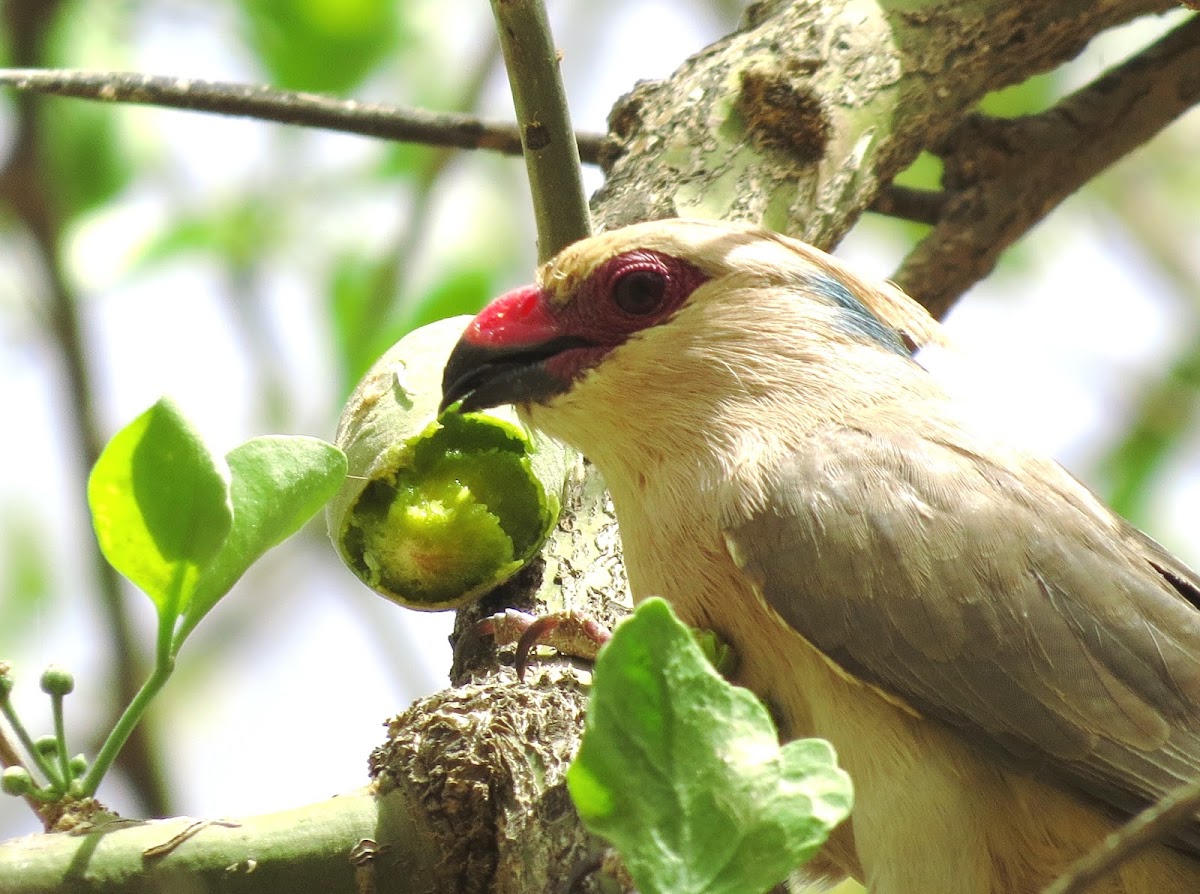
[1,1,1197,837]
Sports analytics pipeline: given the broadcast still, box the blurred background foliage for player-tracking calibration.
[0,0,1196,850]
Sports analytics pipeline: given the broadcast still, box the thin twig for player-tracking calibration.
[894,13,1200,318]
[1042,778,1200,894]
[0,67,611,168]
[488,0,592,260]
[0,720,49,823]
[0,67,943,230]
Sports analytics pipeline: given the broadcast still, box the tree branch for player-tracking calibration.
[1043,778,1200,894]
[0,68,612,165]
[893,12,1200,318]
[867,185,948,227]
[488,0,592,260]
[0,787,381,893]
[0,68,943,230]
[591,0,1172,248]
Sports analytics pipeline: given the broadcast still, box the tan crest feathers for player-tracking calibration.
[536,218,948,353]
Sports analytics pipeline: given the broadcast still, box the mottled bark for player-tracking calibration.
[593,0,1175,257]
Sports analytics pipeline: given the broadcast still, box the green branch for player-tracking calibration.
[0,788,387,894]
[489,0,592,261]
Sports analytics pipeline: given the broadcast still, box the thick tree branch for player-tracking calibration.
[0,461,624,894]
[894,12,1200,317]
[868,185,948,227]
[0,788,380,893]
[0,671,600,894]
[592,0,1172,249]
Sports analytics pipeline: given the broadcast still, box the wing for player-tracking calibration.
[721,424,1200,855]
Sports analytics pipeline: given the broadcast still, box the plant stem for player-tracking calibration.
[489,0,591,261]
[81,566,187,798]
[0,699,58,787]
[79,654,174,799]
[0,725,49,819]
[50,691,71,789]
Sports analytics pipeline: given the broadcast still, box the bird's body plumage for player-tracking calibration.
[441,219,1200,893]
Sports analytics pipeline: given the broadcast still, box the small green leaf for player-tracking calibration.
[176,436,347,645]
[1100,337,1200,524]
[0,511,53,650]
[327,251,406,395]
[88,400,232,615]
[239,0,401,94]
[568,598,853,894]
[41,100,133,220]
[130,200,281,273]
[397,267,494,337]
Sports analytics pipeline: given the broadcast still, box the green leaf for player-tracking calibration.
[568,598,853,894]
[41,100,133,220]
[0,510,53,650]
[176,436,347,645]
[327,251,405,395]
[129,200,281,273]
[239,0,401,94]
[397,267,494,337]
[87,400,232,615]
[1100,336,1200,524]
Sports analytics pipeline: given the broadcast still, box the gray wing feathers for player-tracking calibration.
[722,426,1200,854]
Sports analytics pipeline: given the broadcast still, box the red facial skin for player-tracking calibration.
[474,250,707,381]
[441,249,709,413]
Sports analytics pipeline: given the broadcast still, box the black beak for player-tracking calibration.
[440,335,589,414]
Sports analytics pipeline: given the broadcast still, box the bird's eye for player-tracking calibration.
[612,268,667,316]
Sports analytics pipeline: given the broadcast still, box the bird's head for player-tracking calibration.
[441,219,944,474]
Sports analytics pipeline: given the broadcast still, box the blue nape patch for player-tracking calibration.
[807,273,911,356]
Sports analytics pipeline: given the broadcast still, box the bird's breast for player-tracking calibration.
[610,475,863,750]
